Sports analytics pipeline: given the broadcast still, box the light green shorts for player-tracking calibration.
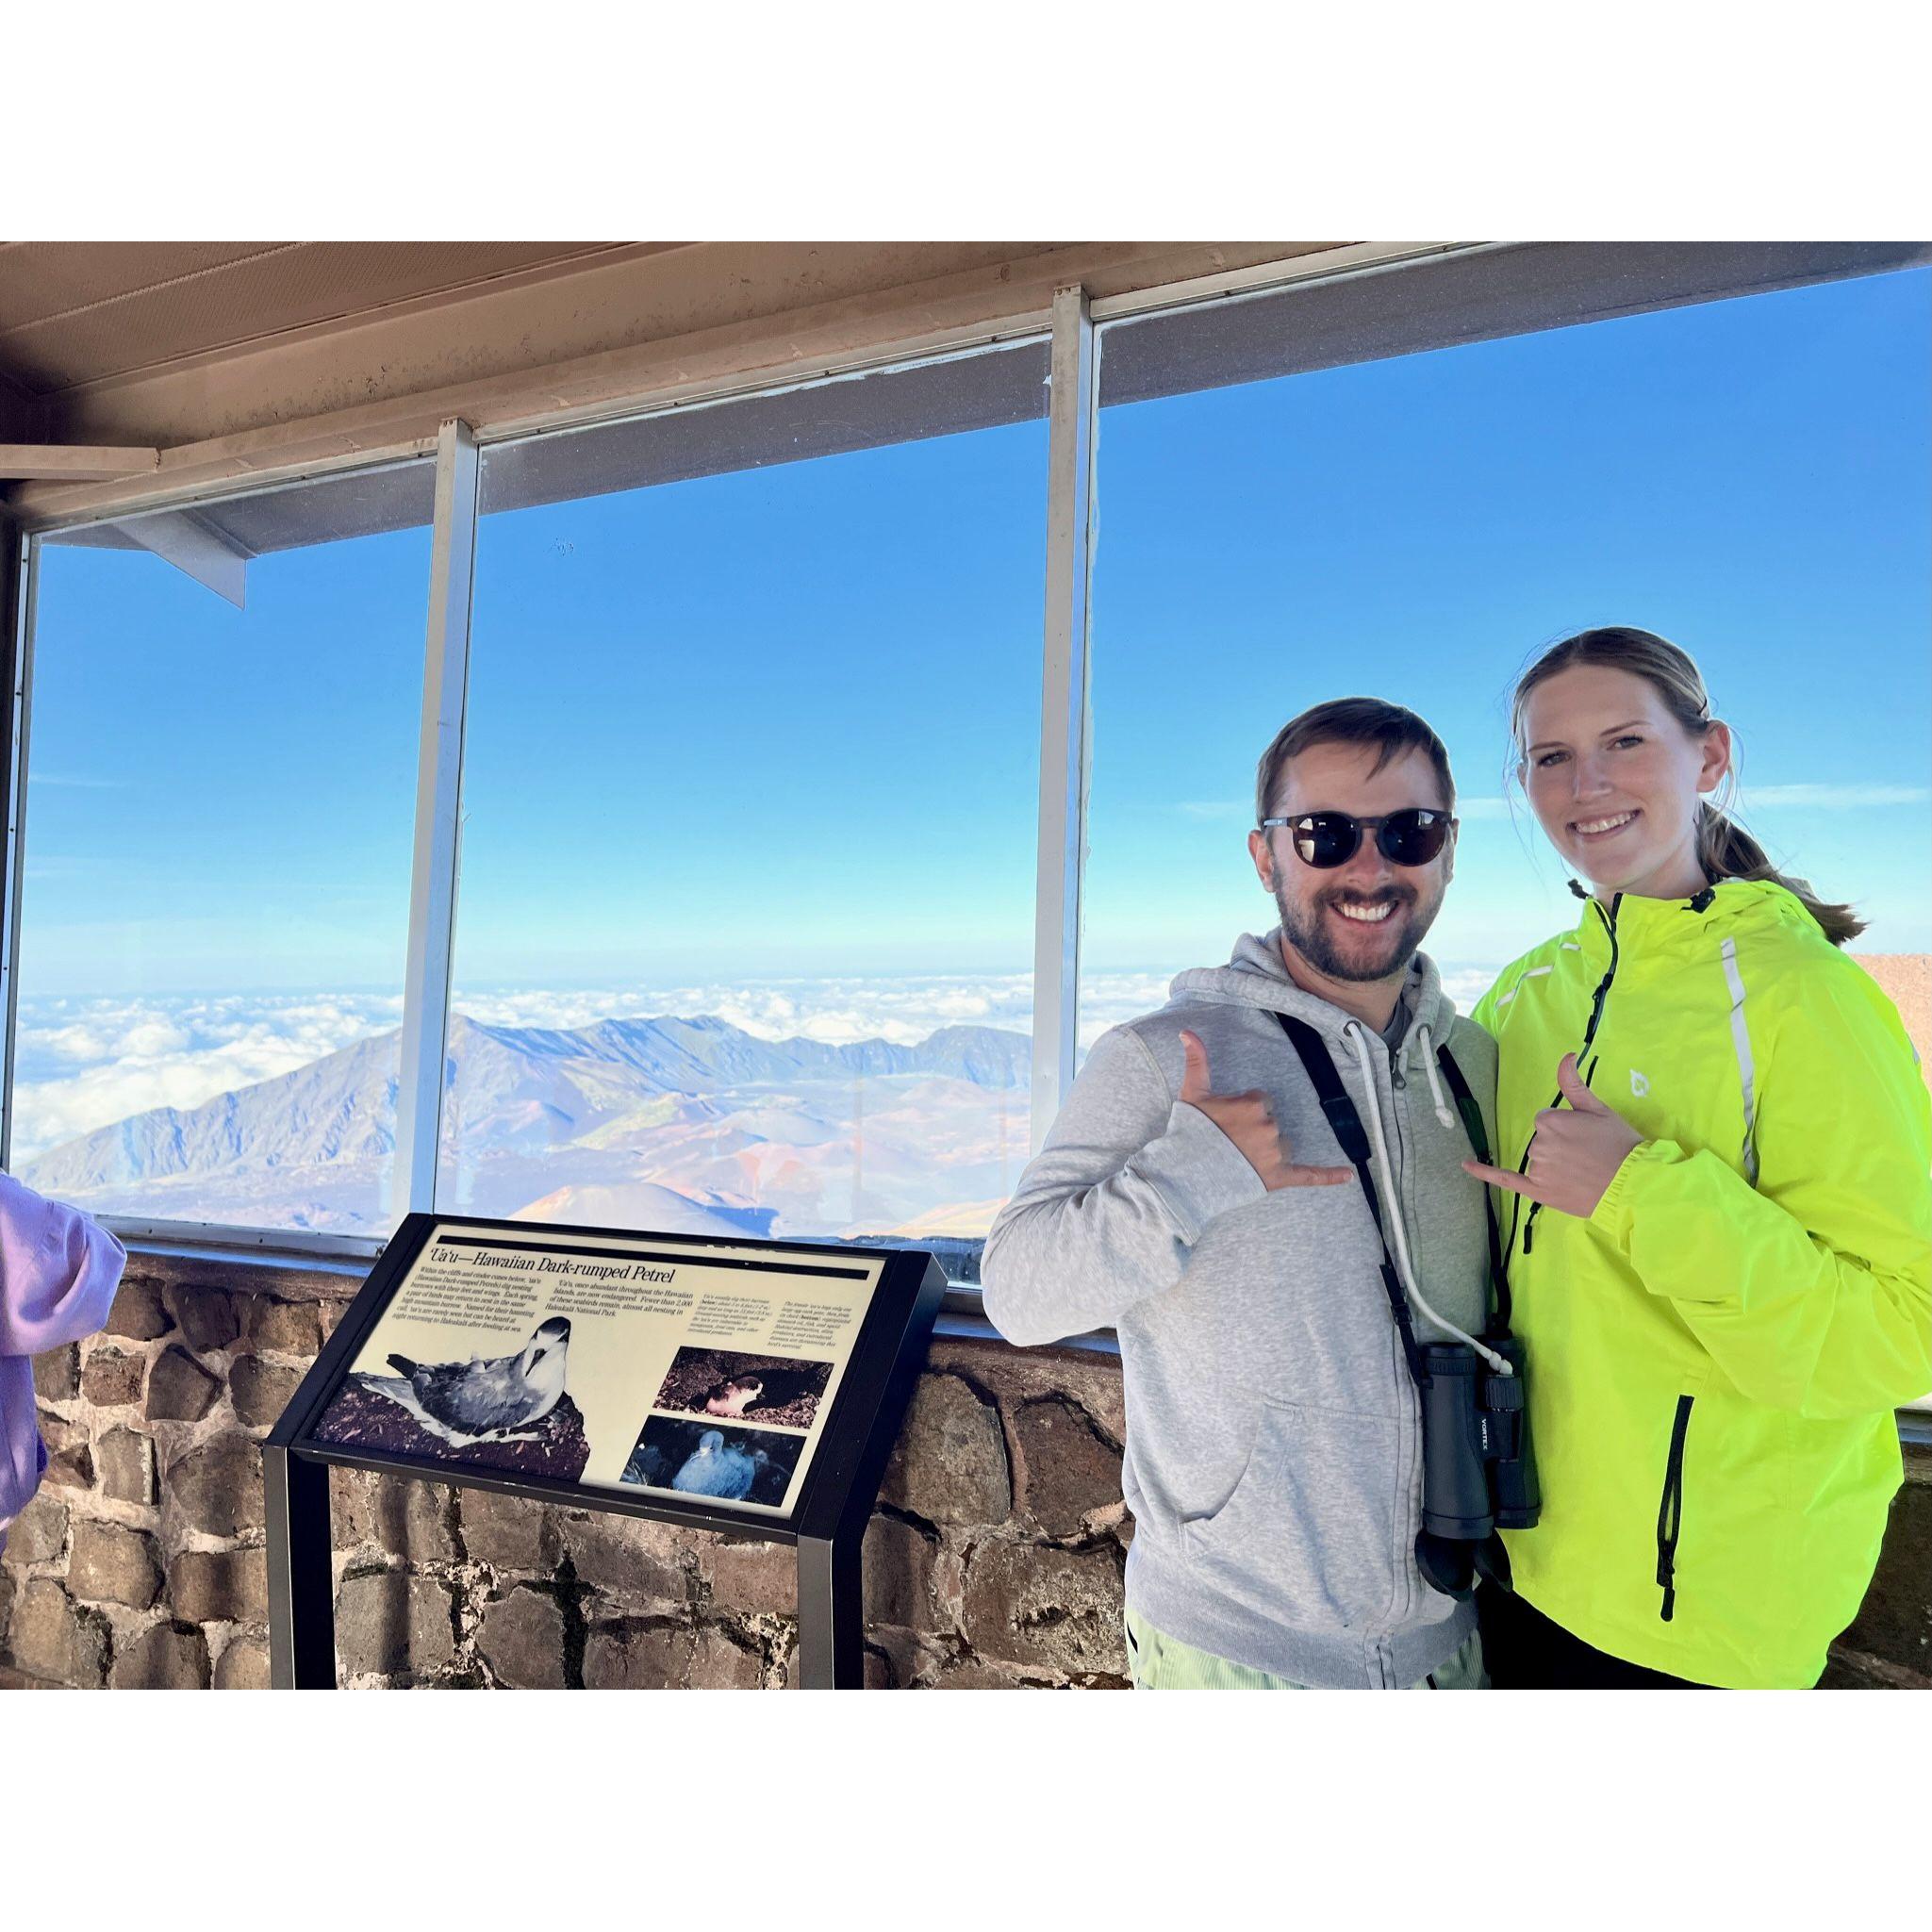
[1124,1607,1488,1689]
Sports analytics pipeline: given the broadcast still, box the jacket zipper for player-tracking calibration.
[1655,1394,1694,1622]
[1520,893,1621,1258]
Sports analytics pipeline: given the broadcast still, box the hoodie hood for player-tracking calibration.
[1168,929,1455,1060]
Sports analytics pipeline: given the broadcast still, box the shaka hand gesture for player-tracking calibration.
[1462,1052,1643,1219]
[1178,1029,1352,1192]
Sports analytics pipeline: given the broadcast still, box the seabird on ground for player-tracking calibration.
[702,1376,765,1419]
[357,1316,572,1447]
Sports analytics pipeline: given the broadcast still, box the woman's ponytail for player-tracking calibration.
[1695,801,1866,946]
[1511,627,1867,949]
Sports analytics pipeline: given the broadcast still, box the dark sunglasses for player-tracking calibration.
[1260,807,1456,869]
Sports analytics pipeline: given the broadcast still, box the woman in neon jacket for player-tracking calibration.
[1465,626,1931,1689]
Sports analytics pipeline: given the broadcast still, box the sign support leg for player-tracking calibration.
[794,1520,865,1689]
[265,1445,337,1689]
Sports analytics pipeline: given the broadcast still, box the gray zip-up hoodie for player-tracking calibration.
[982,931,1498,1687]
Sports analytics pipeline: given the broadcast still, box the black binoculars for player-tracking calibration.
[1413,1334,1541,1600]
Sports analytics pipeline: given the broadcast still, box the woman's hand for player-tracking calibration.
[1463,1052,1643,1218]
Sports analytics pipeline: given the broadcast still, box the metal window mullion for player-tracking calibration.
[391,420,480,1221]
[0,525,36,1171]
[1031,288,1098,1153]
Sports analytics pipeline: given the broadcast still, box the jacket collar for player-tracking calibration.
[1571,876,1814,957]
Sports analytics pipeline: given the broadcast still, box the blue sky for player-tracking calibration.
[1084,266,1932,978]
[21,265,1930,1007]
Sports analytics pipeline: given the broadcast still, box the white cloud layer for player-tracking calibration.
[8,951,1540,1164]
[1369,786,1931,820]
[4,943,1673,1166]
[11,993,404,1160]
[11,972,1207,1163]
[1737,784,1931,810]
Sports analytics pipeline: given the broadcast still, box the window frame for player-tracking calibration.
[2,239,1924,1283]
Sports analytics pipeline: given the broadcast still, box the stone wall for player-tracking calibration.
[2,1249,1926,1689]
[0,1253,1133,1689]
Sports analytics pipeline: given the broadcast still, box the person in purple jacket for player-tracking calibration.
[0,1172,127,1554]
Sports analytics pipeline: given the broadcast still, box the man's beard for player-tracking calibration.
[1275,879,1439,984]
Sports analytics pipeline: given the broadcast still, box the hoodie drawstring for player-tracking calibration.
[1415,1022,1457,1131]
[1342,1020,1511,1377]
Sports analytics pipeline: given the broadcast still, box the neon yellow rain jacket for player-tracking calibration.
[1475,879,1931,1689]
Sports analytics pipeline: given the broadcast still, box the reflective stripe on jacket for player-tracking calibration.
[1474,879,1931,1689]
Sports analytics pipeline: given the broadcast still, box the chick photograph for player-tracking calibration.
[313,1316,592,1481]
[619,1415,804,1507]
[652,1347,834,1428]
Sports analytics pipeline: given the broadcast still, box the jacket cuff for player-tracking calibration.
[1589,1138,1737,1302]
[1588,1136,1674,1243]
[1131,1102,1269,1239]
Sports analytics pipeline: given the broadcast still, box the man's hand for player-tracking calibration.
[1178,1029,1352,1192]
[1462,1053,1643,1218]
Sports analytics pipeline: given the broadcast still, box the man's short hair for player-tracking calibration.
[1255,698,1457,824]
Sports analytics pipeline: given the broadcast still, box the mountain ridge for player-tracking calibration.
[21,1009,1031,1197]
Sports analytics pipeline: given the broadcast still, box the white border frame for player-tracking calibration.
[391,419,480,1221]
[0,525,35,1174]
[1031,286,1098,1152]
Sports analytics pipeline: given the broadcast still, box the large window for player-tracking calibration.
[13,463,434,1233]
[436,347,1049,1264]
[6,244,1924,1276]
[1083,259,1931,1033]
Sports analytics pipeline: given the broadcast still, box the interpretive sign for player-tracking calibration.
[308,1226,888,1513]
[265,1214,946,1689]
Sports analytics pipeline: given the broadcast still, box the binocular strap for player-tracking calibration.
[1430,1046,1511,1330]
[1275,1013,1432,1389]
[1275,1012,1537,1602]
[1272,1012,1513,1380]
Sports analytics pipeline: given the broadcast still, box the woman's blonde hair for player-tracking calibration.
[1511,626,1865,946]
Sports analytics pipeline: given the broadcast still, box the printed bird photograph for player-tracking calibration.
[652,1346,833,1428]
[313,1314,592,1480]
[619,1413,802,1506]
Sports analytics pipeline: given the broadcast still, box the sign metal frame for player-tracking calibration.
[265,1212,945,1689]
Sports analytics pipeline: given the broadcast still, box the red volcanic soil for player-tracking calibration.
[1854,955,1928,1087]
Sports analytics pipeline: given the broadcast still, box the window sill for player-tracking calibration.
[111,1229,1122,1358]
[118,1231,373,1302]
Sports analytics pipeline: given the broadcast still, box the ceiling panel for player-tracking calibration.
[0,242,279,331]
[0,241,625,394]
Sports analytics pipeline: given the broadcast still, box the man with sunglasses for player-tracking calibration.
[983,698,1497,1688]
